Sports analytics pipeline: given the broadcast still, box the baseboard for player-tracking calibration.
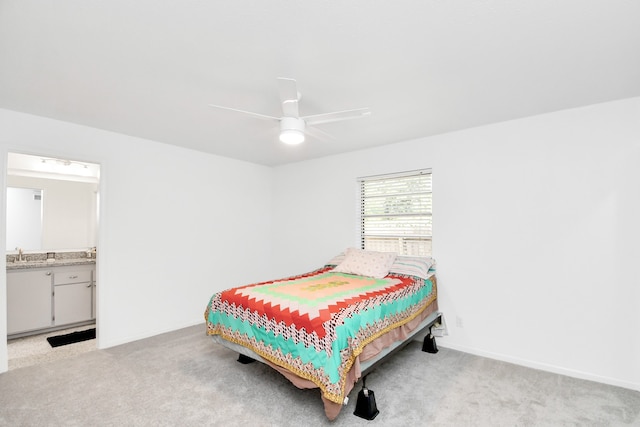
[438,342,640,393]
[98,320,204,349]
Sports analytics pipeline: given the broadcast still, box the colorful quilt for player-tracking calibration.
[205,266,436,404]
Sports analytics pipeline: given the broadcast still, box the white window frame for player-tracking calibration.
[359,169,432,256]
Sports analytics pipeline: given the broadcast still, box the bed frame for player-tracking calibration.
[360,310,441,377]
[215,310,443,419]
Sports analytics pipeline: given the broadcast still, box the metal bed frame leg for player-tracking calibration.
[237,354,256,364]
[422,327,439,353]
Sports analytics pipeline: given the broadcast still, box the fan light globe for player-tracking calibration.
[279,117,306,145]
[279,129,305,145]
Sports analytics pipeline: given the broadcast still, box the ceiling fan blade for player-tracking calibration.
[303,108,371,126]
[305,125,334,141]
[277,77,299,117]
[208,104,279,121]
[277,77,298,102]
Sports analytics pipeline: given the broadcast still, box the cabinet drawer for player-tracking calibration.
[54,269,92,285]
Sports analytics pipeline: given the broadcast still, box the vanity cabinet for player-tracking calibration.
[53,266,94,325]
[7,269,53,335]
[7,263,95,337]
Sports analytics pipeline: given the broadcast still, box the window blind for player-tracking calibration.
[359,169,432,256]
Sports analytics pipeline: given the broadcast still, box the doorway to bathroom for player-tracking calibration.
[5,152,100,370]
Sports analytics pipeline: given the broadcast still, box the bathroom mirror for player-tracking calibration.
[6,187,43,251]
[6,152,100,252]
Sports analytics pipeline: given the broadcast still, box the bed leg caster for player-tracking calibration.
[353,376,379,420]
[422,333,438,353]
[237,354,256,364]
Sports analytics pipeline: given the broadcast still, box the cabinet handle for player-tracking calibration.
[46,271,52,276]
[87,283,92,287]
[69,275,79,279]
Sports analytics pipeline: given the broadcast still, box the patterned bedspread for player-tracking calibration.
[205,266,436,404]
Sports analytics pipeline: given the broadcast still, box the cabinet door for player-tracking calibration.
[54,282,93,325]
[7,270,52,335]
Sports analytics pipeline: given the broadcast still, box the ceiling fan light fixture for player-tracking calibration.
[279,129,305,145]
[279,117,306,145]
[209,78,370,147]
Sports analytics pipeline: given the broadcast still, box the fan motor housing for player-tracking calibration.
[280,117,305,133]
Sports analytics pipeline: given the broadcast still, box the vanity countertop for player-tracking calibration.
[7,258,95,270]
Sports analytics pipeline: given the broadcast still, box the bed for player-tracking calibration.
[204,248,440,420]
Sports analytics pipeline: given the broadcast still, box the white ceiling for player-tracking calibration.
[1,1,639,166]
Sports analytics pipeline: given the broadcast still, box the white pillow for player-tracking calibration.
[332,248,397,278]
[388,256,435,279]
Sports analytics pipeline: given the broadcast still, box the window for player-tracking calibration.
[359,169,432,256]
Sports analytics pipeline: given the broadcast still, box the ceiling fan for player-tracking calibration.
[209,78,371,145]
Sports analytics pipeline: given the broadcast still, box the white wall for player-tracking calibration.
[272,97,640,392]
[0,109,274,372]
[2,99,638,392]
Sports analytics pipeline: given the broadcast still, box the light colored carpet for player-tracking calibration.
[0,324,638,426]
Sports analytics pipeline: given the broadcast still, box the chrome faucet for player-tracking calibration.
[16,247,24,262]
